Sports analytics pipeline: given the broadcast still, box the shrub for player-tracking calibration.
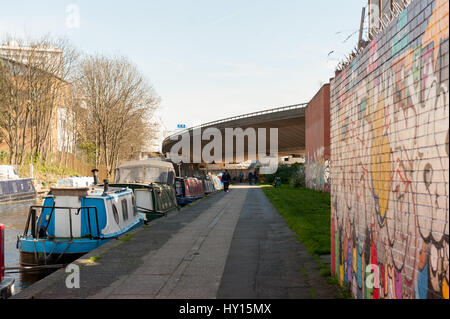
[289,164,305,187]
[262,163,305,187]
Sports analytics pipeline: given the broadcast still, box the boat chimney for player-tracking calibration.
[103,179,109,194]
[91,169,99,185]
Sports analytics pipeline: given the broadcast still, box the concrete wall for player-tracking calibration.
[305,84,331,192]
[330,0,448,299]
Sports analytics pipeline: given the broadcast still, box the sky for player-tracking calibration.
[0,0,367,133]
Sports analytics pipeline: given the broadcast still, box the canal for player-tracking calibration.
[0,199,42,295]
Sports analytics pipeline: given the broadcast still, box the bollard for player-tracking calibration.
[0,223,4,282]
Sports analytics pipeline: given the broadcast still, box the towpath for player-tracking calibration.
[12,185,338,299]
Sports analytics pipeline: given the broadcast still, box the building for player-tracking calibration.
[0,43,75,159]
[304,83,330,193]
[0,41,63,76]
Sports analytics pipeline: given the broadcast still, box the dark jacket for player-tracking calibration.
[222,172,231,183]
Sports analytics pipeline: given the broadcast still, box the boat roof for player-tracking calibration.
[116,159,175,171]
[49,186,131,197]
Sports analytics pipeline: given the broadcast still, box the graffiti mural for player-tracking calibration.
[330,0,449,299]
[305,146,331,192]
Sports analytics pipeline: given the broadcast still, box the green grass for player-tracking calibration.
[87,256,101,263]
[261,184,331,256]
[120,233,134,242]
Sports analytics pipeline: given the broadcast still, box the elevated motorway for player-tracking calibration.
[162,103,307,163]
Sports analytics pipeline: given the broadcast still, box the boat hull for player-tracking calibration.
[20,251,87,267]
[0,179,36,204]
[111,183,178,219]
[18,217,143,266]
[0,192,36,204]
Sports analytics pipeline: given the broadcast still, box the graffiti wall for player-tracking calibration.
[306,84,331,192]
[330,0,448,299]
[305,146,331,192]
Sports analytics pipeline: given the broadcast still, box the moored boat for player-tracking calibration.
[110,159,179,222]
[201,176,217,194]
[210,174,223,190]
[0,165,36,204]
[56,176,94,188]
[18,181,144,266]
[175,177,205,206]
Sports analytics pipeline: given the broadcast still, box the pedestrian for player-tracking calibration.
[274,176,281,188]
[248,171,253,185]
[239,172,244,183]
[254,170,258,184]
[222,169,231,192]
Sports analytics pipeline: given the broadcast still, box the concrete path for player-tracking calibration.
[13,185,338,299]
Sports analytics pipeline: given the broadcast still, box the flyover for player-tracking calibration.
[161,103,307,164]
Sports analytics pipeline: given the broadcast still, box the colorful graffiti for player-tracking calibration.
[330,0,449,299]
[305,146,330,192]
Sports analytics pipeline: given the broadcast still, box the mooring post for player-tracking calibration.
[0,223,4,282]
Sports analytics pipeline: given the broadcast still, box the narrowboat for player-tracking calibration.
[56,176,94,188]
[18,181,144,266]
[210,174,223,191]
[175,177,205,206]
[201,176,217,194]
[0,165,36,204]
[110,159,178,222]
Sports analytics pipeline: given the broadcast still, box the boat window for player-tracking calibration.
[121,199,129,221]
[131,196,138,216]
[115,166,171,184]
[0,183,3,195]
[112,204,120,225]
[12,182,18,193]
[168,171,175,185]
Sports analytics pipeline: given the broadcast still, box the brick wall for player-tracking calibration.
[330,0,448,299]
[305,84,331,192]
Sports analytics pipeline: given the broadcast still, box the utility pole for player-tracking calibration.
[358,6,366,49]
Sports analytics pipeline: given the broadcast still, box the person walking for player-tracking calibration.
[248,171,253,185]
[222,169,231,192]
[254,170,258,184]
[239,172,244,183]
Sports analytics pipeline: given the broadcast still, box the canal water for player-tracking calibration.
[0,198,42,295]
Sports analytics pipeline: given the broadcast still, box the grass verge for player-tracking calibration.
[261,184,331,255]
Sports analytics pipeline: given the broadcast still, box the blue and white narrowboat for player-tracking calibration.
[18,181,143,266]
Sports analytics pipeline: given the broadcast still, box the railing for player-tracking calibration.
[164,103,308,144]
[0,224,4,282]
[23,205,100,240]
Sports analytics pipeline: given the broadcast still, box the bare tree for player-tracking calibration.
[0,35,79,167]
[75,55,159,177]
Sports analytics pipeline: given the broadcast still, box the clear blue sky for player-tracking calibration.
[1,1,366,131]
